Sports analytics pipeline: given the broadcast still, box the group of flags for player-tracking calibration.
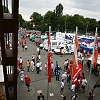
[47,26,100,89]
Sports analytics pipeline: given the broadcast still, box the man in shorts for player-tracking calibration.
[24,75,31,91]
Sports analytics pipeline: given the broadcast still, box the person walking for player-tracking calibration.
[55,66,60,81]
[60,79,64,97]
[88,89,94,100]
[30,60,34,72]
[32,53,36,66]
[19,57,23,69]
[70,82,75,99]
[19,70,24,83]
[81,77,87,93]
[24,75,31,91]
[61,72,67,84]
[36,61,40,74]
[72,92,79,100]
[26,60,30,72]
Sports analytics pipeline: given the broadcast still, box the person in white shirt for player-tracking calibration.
[70,82,75,99]
[44,62,47,75]
[61,72,67,84]
[82,77,87,93]
[25,45,27,51]
[30,60,34,72]
[37,47,40,55]
[60,79,64,97]
[38,54,41,60]
[19,70,24,83]
[36,61,40,74]
[39,60,42,71]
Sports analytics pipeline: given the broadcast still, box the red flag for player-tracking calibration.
[48,32,52,82]
[92,28,98,66]
[72,63,83,82]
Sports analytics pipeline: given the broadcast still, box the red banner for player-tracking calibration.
[72,63,83,82]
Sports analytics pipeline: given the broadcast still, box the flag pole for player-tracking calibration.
[47,82,49,100]
[87,27,98,97]
[47,26,52,100]
[69,26,78,99]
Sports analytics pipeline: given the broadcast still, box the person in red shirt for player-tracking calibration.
[24,75,31,91]
[17,59,20,69]
[60,48,63,57]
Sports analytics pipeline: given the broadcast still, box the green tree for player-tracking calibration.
[22,22,28,29]
[55,3,63,31]
[30,12,43,31]
[19,14,25,28]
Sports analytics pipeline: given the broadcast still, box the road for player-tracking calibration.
[17,36,100,100]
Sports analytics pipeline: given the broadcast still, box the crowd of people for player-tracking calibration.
[17,33,98,100]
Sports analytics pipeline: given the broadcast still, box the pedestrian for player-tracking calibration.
[55,66,60,81]
[60,79,64,97]
[36,54,39,63]
[72,92,79,100]
[61,72,67,84]
[88,89,94,100]
[32,53,36,66]
[60,48,63,57]
[26,60,30,72]
[63,60,67,72]
[44,62,47,75]
[39,60,42,71]
[24,45,27,51]
[19,57,23,69]
[70,82,75,99]
[19,70,24,83]
[51,62,55,76]
[81,77,87,93]
[38,54,41,61]
[22,43,25,51]
[67,72,71,85]
[30,60,34,72]
[37,46,40,55]
[75,78,79,92]
[24,75,31,91]
[36,61,40,74]
[37,93,45,100]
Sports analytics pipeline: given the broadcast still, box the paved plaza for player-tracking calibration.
[17,36,100,100]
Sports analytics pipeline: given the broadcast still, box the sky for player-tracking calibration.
[18,0,100,21]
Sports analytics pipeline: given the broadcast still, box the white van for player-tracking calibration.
[43,40,66,51]
[54,43,74,54]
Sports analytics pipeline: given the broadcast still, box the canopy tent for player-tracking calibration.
[65,35,72,40]
[80,44,93,53]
